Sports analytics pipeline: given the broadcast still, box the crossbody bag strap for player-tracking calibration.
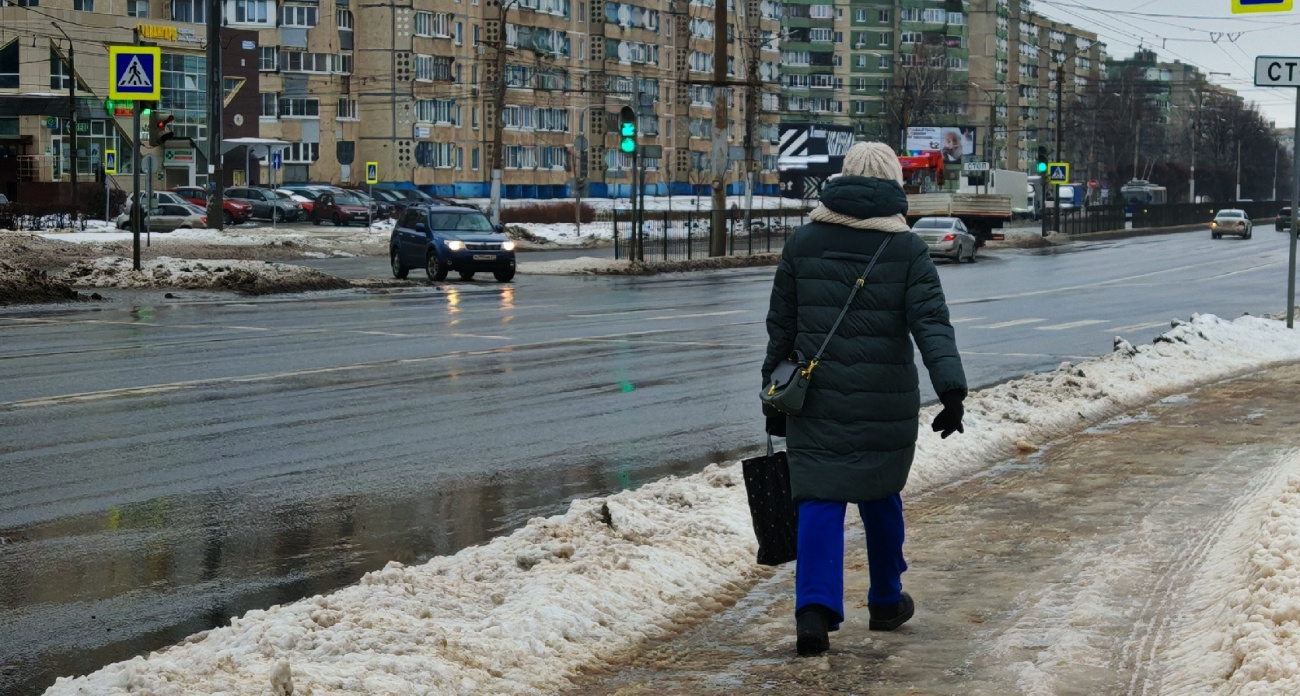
[809,235,892,366]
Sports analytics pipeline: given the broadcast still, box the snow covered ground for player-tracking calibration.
[43,314,1300,695]
[462,195,806,213]
[59,256,352,295]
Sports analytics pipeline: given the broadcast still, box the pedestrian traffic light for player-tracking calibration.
[148,111,175,147]
[619,106,637,155]
[1036,146,1048,174]
[105,99,115,115]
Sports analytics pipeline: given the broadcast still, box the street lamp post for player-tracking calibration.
[52,22,78,222]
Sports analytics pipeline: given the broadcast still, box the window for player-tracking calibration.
[471,107,479,128]
[418,142,458,168]
[808,4,832,19]
[878,9,890,22]
[579,1,585,21]
[260,92,278,117]
[414,11,433,36]
[472,148,480,169]
[73,0,93,11]
[336,8,353,29]
[280,4,318,26]
[879,55,891,69]
[259,46,278,71]
[900,32,920,44]
[127,0,148,17]
[854,8,866,22]
[415,99,457,125]
[415,55,433,81]
[854,54,867,68]
[337,98,357,119]
[454,22,463,45]
[278,97,319,117]
[233,0,271,24]
[923,8,945,23]
[879,33,891,46]
[947,11,964,25]
[506,145,538,169]
[280,51,334,73]
[539,146,568,170]
[50,48,75,90]
[474,25,480,45]
[809,28,832,43]
[284,142,319,163]
[0,41,17,89]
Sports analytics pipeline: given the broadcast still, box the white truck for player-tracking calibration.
[905,169,1029,243]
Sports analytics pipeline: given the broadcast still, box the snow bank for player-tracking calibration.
[462,195,804,213]
[59,256,352,295]
[518,257,629,275]
[0,260,81,305]
[43,314,1300,695]
[39,224,391,249]
[1159,452,1300,696]
[507,222,614,247]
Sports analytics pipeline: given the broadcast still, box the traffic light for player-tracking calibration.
[619,106,637,155]
[1036,146,1048,174]
[148,111,175,147]
[105,99,115,116]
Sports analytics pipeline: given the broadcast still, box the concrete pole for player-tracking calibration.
[708,0,728,257]
[1288,87,1298,328]
[488,0,512,226]
[1236,139,1243,202]
[207,0,224,229]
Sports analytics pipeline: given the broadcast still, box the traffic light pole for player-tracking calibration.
[206,0,224,230]
[131,28,142,272]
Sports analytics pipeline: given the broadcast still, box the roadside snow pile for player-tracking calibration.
[45,465,762,695]
[0,260,81,305]
[1158,452,1300,695]
[506,222,613,247]
[43,314,1300,695]
[60,256,352,295]
[519,257,630,275]
[464,195,804,213]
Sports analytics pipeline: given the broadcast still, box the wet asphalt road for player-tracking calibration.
[1,226,1295,694]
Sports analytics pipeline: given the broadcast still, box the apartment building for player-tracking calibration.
[0,0,782,201]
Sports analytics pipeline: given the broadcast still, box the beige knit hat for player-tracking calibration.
[840,142,904,184]
[810,141,911,232]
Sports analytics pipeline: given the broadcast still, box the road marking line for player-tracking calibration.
[973,318,1046,329]
[452,333,512,340]
[582,337,756,349]
[1108,321,1170,334]
[1035,319,1108,331]
[647,310,747,320]
[950,317,986,323]
[962,351,1095,360]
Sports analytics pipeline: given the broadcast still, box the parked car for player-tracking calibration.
[369,188,411,217]
[391,205,516,282]
[911,216,978,263]
[275,189,315,215]
[169,187,253,225]
[1211,209,1252,239]
[310,191,372,226]
[224,186,302,222]
[380,187,439,205]
[116,203,207,231]
[344,189,393,219]
[1276,207,1293,232]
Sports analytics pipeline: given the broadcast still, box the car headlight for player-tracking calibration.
[446,240,464,251]
[501,240,516,251]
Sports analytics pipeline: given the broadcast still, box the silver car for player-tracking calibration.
[118,203,207,231]
[1211,209,1252,239]
[912,217,977,263]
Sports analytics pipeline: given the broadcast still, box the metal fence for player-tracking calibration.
[1131,201,1284,228]
[613,208,813,261]
[1056,205,1128,235]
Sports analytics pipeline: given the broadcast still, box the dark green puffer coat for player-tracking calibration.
[762,176,967,502]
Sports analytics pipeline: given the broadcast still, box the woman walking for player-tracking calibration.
[761,141,968,656]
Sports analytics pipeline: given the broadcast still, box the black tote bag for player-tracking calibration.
[741,437,799,566]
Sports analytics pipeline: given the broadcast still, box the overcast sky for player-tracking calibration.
[1033,0,1300,129]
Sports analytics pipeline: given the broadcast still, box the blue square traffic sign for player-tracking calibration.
[108,46,161,101]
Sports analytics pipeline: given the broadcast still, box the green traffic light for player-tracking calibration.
[1036,161,1048,173]
[620,137,636,154]
[621,122,636,137]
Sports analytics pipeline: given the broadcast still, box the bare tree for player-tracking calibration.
[882,42,959,150]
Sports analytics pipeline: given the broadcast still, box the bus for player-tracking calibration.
[1120,179,1168,205]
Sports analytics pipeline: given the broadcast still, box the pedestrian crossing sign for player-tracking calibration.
[1047,162,1070,184]
[1233,0,1292,13]
[365,161,379,185]
[108,46,161,101]
[104,150,117,175]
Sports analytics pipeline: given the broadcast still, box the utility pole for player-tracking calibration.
[1236,138,1243,202]
[487,0,512,226]
[52,23,78,222]
[132,28,143,271]
[742,19,760,242]
[1055,64,1063,234]
[708,0,729,257]
[1190,90,1200,204]
[206,0,224,229]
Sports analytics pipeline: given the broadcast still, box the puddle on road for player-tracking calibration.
[0,446,748,696]
[565,368,1300,696]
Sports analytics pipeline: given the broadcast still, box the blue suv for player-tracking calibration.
[391,205,517,282]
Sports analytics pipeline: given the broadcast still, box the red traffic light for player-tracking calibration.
[156,114,174,129]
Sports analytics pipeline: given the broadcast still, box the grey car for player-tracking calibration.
[1212,209,1252,239]
[912,216,978,263]
[117,203,207,231]
[224,187,302,222]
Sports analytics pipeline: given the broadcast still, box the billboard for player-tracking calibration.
[905,126,978,165]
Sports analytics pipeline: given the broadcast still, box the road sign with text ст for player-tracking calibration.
[365,161,379,185]
[1047,163,1070,184]
[107,46,161,101]
[1256,56,1300,87]
[1234,0,1291,13]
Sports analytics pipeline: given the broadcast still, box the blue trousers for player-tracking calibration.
[795,495,907,628]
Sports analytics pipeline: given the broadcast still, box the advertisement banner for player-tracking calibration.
[905,126,978,165]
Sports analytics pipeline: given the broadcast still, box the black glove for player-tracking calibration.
[763,402,787,438]
[931,389,966,439]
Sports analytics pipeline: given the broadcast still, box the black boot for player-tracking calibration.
[868,592,915,631]
[795,604,834,656]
